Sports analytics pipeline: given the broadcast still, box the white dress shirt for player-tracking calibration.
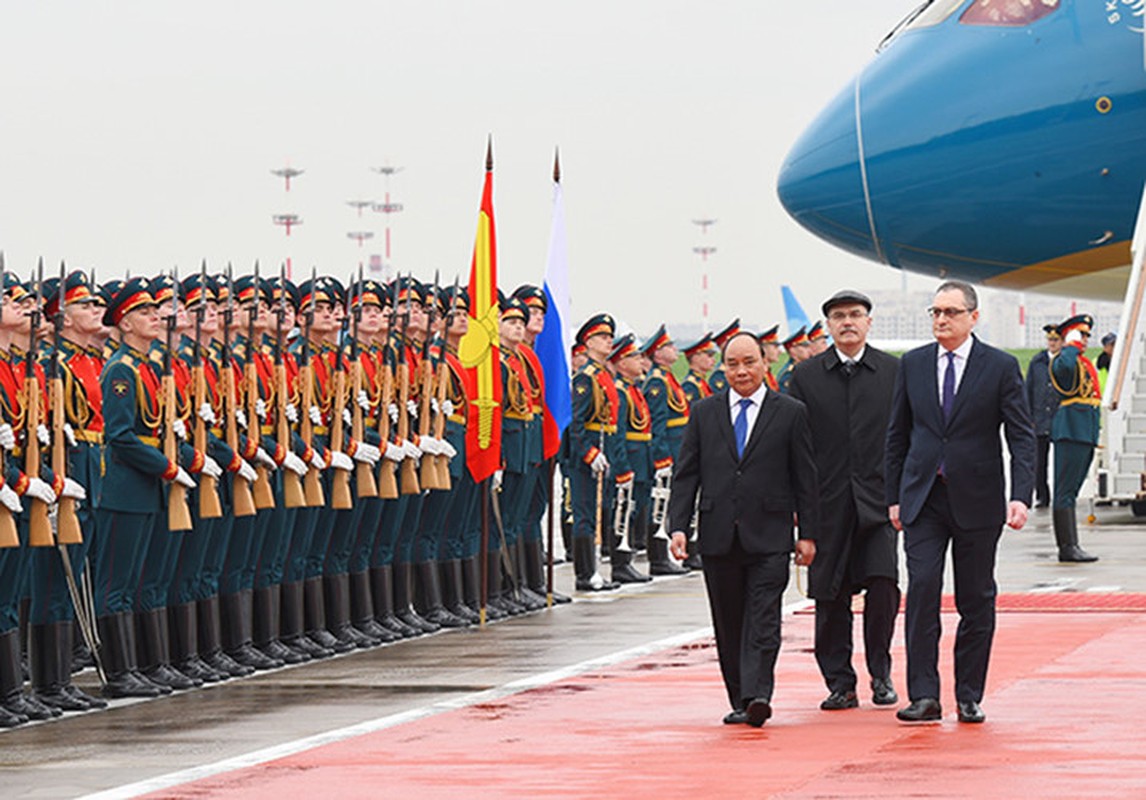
[834,345,866,366]
[936,336,974,398]
[729,382,768,445]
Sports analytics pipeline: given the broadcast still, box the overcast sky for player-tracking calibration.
[0,1,939,336]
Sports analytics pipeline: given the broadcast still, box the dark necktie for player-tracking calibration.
[734,397,753,459]
[942,351,956,420]
[842,359,856,377]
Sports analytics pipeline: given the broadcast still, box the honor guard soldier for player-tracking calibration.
[569,313,621,591]
[681,334,716,403]
[1048,314,1100,563]
[607,333,652,584]
[640,325,688,575]
[708,319,740,393]
[758,325,782,392]
[778,326,811,394]
[1026,324,1062,509]
[807,319,830,356]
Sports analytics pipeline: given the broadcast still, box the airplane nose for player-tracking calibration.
[777,78,883,264]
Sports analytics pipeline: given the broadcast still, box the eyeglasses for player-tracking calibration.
[927,307,970,319]
[828,309,869,322]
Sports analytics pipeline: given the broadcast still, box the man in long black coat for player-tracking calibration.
[788,290,900,711]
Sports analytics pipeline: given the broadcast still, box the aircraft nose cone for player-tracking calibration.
[777,79,882,263]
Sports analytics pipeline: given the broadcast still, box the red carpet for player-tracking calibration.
[143,606,1146,799]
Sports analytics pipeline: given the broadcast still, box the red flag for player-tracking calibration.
[458,142,503,482]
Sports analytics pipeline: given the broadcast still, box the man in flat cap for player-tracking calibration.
[789,290,901,711]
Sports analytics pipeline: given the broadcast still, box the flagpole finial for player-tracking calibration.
[553,147,561,183]
[485,135,493,172]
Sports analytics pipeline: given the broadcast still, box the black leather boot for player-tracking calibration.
[97,613,163,699]
[647,535,688,575]
[513,538,547,610]
[574,538,617,591]
[169,602,224,683]
[394,562,440,633]
[304,577,353,653]
[370,565,420,637]
[1054,508,1098,562]
[0,628,32,724]
[30,622,91,711]
[72,620,93,674]
[137,608,194,690]
[524,539,570,604]
[350,571,399,643]
[487,548,524,615]
[281,581,334,658]
[198,596,255,677]
[631,510,649,552]
[461,555,504,621]
[326,573,378,648]
[253,585,308,664]
[441,560,480,623]
[222,591,284,670]
[415,561,468,628]
[611,540,652,584]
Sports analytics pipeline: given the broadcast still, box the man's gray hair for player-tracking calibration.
[935,280,978,311]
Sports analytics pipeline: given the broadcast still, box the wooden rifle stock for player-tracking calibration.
[375,362,398,499]
[352,357,377,499]
[277,362,305,508]
[222,363,256,517]
[50,374,83,543]
[417,354,440,490]
[397,359,420,495]
[245,358,275,509]
[164,373,193,532]
[329,356,352,510]
[26,370,53,546]
[192,363,222,519]
[431,359,451,491]
[299,362,325,507]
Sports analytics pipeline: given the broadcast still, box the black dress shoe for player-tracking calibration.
[820,690,858,710]
[746,698,772,728]
[871,677,899,706]
[957,700,986,723]
[896,698,942,722]
[723,709,748,725]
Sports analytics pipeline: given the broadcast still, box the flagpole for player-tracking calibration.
[479,478,490,627]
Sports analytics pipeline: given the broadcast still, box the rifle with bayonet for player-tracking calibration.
[418,272,442,490]
[245,262,275,510]
[192,260,222,519]
[374,280,399,499]
[329,281,353,510]
[298,268,325,506]
[0,253,17,549]
[26,259,54,546]
[431,277,460,490]
[223,264,256,517]
[163,268,193,532]
[49,261,83,544]
[396,275,420,495]
[350,267,377,499]
[275,265,306,508]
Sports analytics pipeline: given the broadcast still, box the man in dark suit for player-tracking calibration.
[886,280,1035,725]
[789,290,900,712]
[669,332,818,728]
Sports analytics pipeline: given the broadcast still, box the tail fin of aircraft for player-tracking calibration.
[781,285,812,336]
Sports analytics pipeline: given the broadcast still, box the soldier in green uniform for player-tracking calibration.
[1048,314,1100,563]
[640,326,688,576]
[778,326,811,394]
[680,334,715,404]
[759,325,781,392]
[708,319,740,394]
[607,334,652,584]
[807,319,829,356]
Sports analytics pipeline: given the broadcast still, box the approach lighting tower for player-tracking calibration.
[347,231,374,247]
[691,217,717,330]
[371,165,404,269]
[273,214,302,236]
[346,199,373,217]
[271,166,304,192]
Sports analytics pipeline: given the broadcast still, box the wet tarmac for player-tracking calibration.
[4,504,1145,799]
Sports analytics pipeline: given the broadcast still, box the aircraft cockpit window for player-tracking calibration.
[960,0,1060,26]
[903,0,968,30]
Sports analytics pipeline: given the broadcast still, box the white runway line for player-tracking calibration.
[81,598,813,800]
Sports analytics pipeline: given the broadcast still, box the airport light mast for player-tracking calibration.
[346,200,373,217]
[271,166,304,192]
[347,231,374,248]
[371,165,404,272]
[691,218,717,331]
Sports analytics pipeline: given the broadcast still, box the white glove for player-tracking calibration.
[590,452,609,476]
[388,403,399,424]
[402,439,422,460]
[440,440,457,459]
[37,424,50,447]
[236,460,257,483]
[343,408,352,427]
[0,423,14,451]
[173,468,196,490]
[24,477,56,504]
[61,477,87,501]
[255,447,277,470]
[63,423,77,447]
[283,451,308,476]
[172,418,187,441]
[235,408,248,430]
[0,484,21,514]
[198,402,217,425]
[654,465,673,481]
[441,399,455,417]
[308,406,322,425]
[491,469,504,492]
[357,390,370,411]
[406,399,418,419]
[200,455,223,479]
[255,398,267,420]
[309,450,327,471]
[352,442,381,465]
[330,451,354,471]
[384,442,405,462]
[431,397,441,415]
[285,403,299,424]
[419,436,440,456]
